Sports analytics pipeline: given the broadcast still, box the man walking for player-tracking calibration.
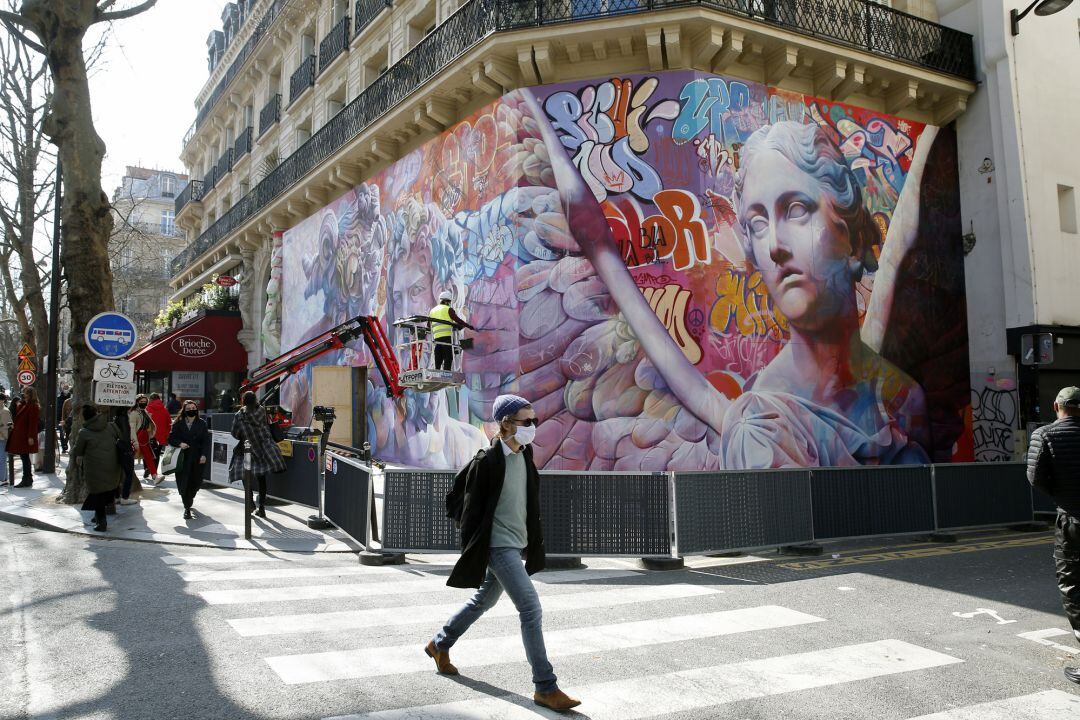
[426,394,580,712]
[1028,386,1080,684]
[428,290,475,371]
[56,385,71,454]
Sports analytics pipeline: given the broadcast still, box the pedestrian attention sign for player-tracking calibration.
[85,312,138,359]
[93,380,136,407]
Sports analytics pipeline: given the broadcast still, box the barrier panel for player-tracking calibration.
[933,462,1033,529]
[674,470,813,555]
[383,470,459,552]
[541,472,670,557]
[324,451,372,547]
[810,465,935,539]
[267,440,320,508]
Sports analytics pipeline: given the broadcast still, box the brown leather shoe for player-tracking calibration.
[424,640,458,675]
[534,689,581,712]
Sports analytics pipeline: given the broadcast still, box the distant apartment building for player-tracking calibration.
[111,166,191,346]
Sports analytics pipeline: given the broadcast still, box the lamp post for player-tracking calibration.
[1011,0,1074,35]
[42,159,62,474]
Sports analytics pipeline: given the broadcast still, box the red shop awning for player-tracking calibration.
[128,311,248,372]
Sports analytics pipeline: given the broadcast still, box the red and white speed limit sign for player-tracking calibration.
[17,369,36,386]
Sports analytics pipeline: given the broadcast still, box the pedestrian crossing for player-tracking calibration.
[161,549,1080,719]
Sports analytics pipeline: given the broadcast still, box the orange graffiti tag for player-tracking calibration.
[641,283,702,364]
[643,190,711,272]
[711,265,789,340]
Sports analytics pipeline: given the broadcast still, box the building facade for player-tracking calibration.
[172,0,982,470]
[111,166,191,345]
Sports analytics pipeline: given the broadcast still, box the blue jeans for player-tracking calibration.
[434,546,557,693]
[0,439,6,483]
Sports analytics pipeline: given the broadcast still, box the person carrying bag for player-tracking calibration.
[229,391,286,518]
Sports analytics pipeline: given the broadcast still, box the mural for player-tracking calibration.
[280,70,972,471]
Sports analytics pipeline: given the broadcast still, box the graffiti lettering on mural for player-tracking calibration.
[641,284,702,364]
[971,384,1017,462]
[603,191,711,271]
[711,264,789,341]
[672,78,805,148]
[544,77,679,202]
[810,103,915,199]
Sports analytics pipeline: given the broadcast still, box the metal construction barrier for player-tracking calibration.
[266,440,320,508]
[324,450,372,547]
[810,465,934,539]
[383,470,459,553]
[933,462,1033,529]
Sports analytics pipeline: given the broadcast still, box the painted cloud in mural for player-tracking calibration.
[280,70,971,471]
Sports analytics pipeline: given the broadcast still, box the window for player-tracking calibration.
[161,210,176,236]
[161,175,177,198]
[1060,185,1078,234]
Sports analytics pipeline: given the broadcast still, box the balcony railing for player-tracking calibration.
[216,148,234,181]
[355,0,392,36]
[258,93,281,137]
[174,179,205,216]
[171,0,975,275]
[234,125,253,159]
[201,167,216,194]
[289,54,316,106]
[196,0,290,130]
[319,15,350,75]
[181,120,196,152]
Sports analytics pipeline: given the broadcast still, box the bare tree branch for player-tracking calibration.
[95,0,158,24]
[0,15,44,54]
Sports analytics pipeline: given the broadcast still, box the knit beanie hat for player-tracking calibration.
[492,394,530,422]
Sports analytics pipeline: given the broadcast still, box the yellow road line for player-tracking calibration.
[777,534,1053,571]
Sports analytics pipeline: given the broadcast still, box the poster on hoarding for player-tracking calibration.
[210,430,239,486]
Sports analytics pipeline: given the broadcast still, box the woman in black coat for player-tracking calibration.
[168,399,211,520]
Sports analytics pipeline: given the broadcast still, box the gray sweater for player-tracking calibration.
[489,445,528,549]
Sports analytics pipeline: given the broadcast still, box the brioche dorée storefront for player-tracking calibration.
[127,309,248,410]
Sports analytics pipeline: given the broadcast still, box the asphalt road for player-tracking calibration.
[3,521,1080,719]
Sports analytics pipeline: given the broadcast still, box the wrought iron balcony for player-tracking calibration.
[234,125,253,159]
[216,148,234,181]
[181,121,196,152]
[319,15,350,75]
[355,0,392,36]
[201,167,216,194]
[289,54,316,106]
[258,93,281,138]
[174,179,204,216]
[172,0,975,276]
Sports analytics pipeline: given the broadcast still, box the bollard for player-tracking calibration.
[243,440,252,541]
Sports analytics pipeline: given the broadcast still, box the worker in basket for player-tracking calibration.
[428,290,475,371]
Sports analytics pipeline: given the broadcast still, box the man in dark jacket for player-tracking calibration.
[426,395,580,712]
[1028,385,1080,684]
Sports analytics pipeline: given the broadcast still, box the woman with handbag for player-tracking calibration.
[72,405,124,532]
[112,406,138,505]
[229,391,286,518]
[128,395,158,482]
[8,387,40,488]
[168,400,210,520]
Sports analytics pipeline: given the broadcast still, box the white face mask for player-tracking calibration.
[514,423,536,446]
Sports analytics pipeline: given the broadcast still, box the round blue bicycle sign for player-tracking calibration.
[85,312,138,359]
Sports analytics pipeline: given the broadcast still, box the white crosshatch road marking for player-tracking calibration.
[161,554,285,565]
[905,689,1080,719]
[321,639,962,720]
[265,605,825,684]
[1017,627,1079,655]
[227,583,723,636]
[198,568,642,605]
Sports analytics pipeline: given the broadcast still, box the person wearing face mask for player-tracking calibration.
[168,401,210,520]
[128,395,158,483]
[429,394,580,712]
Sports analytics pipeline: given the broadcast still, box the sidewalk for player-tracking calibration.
[0,455,362,552]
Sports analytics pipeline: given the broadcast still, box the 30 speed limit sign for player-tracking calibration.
[17,369,35,386]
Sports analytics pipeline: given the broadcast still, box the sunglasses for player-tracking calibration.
[508,417,538,427]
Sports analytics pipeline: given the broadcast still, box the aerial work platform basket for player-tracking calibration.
[393,315,467,392]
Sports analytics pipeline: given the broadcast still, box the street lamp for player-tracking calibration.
[1012,0,1074,35]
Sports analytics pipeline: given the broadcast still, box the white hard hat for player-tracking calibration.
[438,290,453,302]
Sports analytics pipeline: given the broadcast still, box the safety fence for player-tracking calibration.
[324,450,373,547]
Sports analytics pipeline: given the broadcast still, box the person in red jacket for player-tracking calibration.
[145,393,173,485]
[9,386,40,488]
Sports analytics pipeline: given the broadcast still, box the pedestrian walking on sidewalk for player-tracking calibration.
[129,395,158,482]
[0,393,11,486]
[72,405,124,533]
[112,406,138,505]
[1028,385,1080,685]
[229,391,286,518]
[169,400,210,520]
[56,385,71,454]
[428,394,580,712]
[145,393,172,484]
[8,387,40,488]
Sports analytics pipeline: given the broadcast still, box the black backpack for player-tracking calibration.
[446,449,485,526]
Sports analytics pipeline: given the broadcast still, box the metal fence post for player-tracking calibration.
[243,440,252,541]
[668,470,679,559]
[307,430,333,530]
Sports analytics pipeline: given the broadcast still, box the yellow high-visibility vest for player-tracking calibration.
[429,303,454,339]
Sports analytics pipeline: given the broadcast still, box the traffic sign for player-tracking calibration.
[18,343,34,358]
[93,359,135,382]
[215,275,237,287]
[18,357,35,372]
[85,312,138,359]
[93,380,137,407]
[17,369,35,386]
